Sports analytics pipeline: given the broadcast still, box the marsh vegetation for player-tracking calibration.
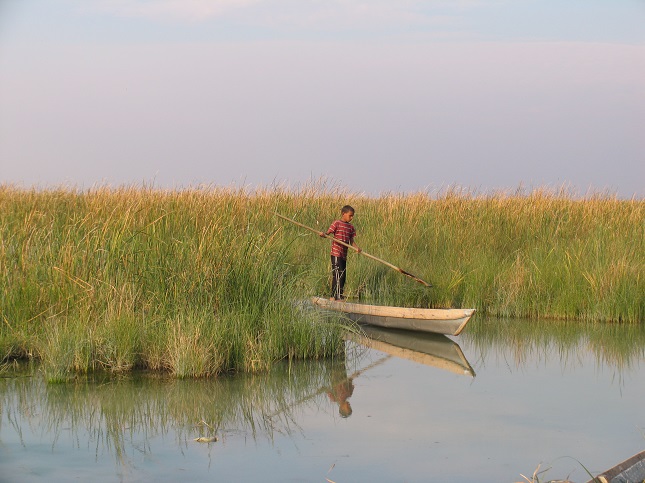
[1,184,642,380]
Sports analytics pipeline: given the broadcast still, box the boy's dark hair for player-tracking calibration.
[341,205,355,214]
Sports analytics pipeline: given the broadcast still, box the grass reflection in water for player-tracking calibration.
[0,352,361,469]
[463,316,645,374]
[1,319,644,482]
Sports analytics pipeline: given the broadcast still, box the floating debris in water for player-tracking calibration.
[193,436,218,443]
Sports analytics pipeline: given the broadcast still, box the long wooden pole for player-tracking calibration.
[276,213,432,288]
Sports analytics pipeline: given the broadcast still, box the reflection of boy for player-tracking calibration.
[320,205,361,301]
[327,364,355,418]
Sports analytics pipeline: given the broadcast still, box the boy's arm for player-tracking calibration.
[320,221,335,237]
[352,226,361,252]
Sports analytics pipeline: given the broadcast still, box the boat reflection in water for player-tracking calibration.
[350,325,476,377]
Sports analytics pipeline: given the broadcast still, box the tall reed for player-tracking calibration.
[1,183,642,379]
[347,188,643,322]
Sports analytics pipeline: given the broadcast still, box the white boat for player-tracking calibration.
[311,297,475,336]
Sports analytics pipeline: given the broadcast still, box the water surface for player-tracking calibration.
[1,318,644,482]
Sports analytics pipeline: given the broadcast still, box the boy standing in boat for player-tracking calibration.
[320,205,361,300]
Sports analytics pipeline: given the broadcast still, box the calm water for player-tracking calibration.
[1,318,644,483]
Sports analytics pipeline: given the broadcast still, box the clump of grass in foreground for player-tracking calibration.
[518,456,598,483]
[0,184,347,381]
[0,183,642,379]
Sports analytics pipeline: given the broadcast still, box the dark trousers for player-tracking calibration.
[331,256,347,300]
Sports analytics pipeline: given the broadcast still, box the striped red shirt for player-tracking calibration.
[326,220,356,259]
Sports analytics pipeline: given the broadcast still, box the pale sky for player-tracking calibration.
[1,1,644,197]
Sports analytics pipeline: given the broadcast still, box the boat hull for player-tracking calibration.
[311,297,475,336]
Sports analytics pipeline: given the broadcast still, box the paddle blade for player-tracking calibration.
[399,269,432,287]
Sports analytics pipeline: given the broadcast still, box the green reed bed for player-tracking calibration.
[0,185,348,381]
[0,184,642,379]
[351,189,643,322]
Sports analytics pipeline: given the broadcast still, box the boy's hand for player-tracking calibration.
[319,232,326,237]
